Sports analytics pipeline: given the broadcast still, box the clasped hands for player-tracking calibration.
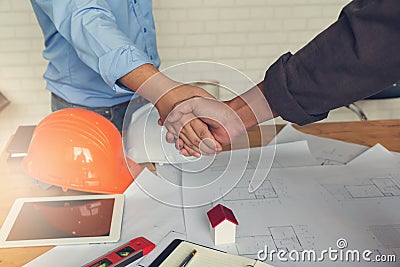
[121,64,262,157]
[157,86,248,158]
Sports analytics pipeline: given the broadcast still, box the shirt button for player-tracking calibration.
[143,28,147,33]
[134,0,137,3]
[150,56,153,60]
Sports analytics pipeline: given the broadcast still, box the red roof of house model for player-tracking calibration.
[207,204,238,228]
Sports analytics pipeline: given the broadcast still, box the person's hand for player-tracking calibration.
[168,112,222,157]
[154,84,212,123]
[155,84,223,156]
[164,97,247,157]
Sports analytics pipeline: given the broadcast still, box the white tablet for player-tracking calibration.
[0,194,124,248]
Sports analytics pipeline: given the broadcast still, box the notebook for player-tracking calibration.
[151,240,273,267]
[7,125,35,158]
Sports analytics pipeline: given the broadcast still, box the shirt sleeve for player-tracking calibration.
[33,0,153,91]
[263,0,400,125]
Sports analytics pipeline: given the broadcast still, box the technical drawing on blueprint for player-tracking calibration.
[221,180,278,201]
[183,163,400,266]
[235,225,316,259]
[322,175,400,201]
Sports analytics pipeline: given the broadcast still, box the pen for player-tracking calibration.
[178,249,197,267]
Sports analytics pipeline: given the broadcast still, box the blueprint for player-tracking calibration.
[177,141,321,205]
[272,124,368,165]
[182,150,400,266]
[348,143,398,166]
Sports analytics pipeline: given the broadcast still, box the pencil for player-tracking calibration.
[178,249,197,267]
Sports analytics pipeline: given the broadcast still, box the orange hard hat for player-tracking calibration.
[22,108,142,194]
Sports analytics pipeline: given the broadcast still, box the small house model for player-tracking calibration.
[207,204,238,245]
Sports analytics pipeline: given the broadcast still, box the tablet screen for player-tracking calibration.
[7,199,114,241]
[0,194,124,247]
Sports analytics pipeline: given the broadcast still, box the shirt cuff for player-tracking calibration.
[98,45,153,93]
[263,53,328,125]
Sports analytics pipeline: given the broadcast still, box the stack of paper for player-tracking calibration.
[180,125,400,266]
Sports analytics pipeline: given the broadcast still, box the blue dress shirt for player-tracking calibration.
[31,0,160,107]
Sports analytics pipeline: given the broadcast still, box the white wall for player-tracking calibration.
[0,1,47,104]
[153,0,350,83]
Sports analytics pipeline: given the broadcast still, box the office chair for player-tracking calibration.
[346,81,400,120]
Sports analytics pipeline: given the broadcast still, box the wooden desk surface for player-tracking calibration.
[1,119,400,266]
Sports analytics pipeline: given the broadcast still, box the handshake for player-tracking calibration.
[154,82,275,158]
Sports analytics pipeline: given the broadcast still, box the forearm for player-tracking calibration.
[118,64,179,104]
[227,81,278,129]
[119,64,216,124]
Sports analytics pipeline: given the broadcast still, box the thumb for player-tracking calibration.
[167,98,198,122]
